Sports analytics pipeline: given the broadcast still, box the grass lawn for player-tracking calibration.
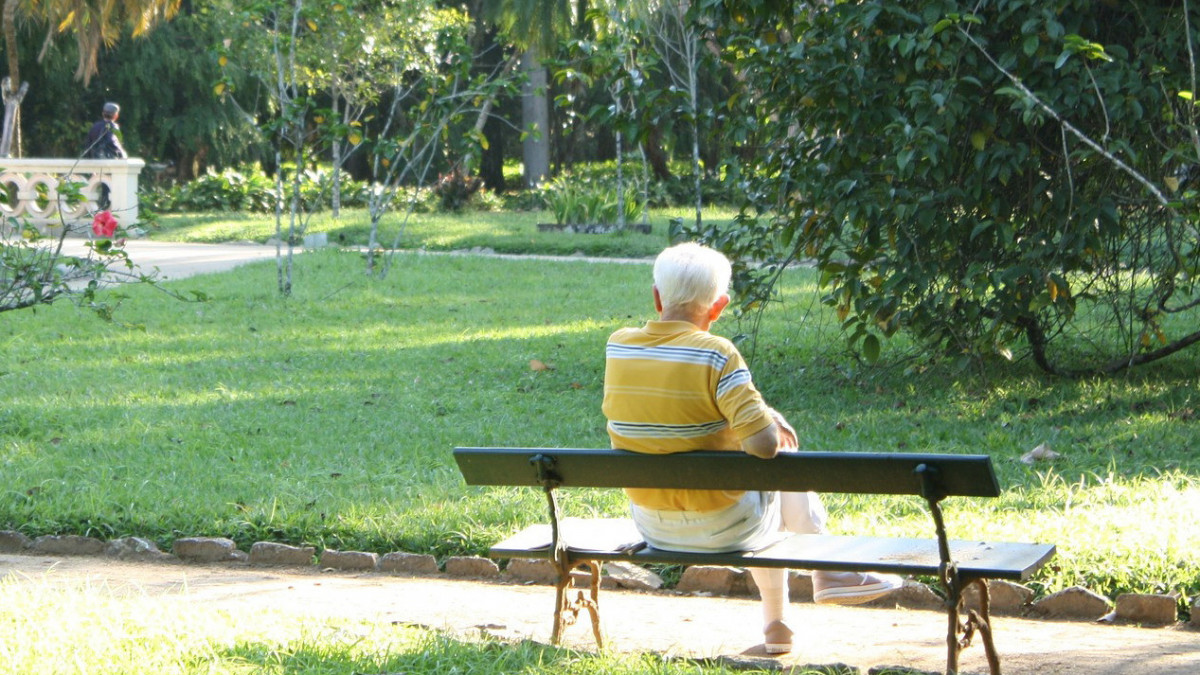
[148,206,713,259]
[2,212,1198,622]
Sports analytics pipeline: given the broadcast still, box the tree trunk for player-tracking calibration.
[614,78,625,229]
[690,80,702,228]
[520,47,550,188]
[481,112,506,191]
[331,86,342,218]
[3,0,17,88]
[644,124,672,181]
[1,0,23,157]
[0,85,21,157]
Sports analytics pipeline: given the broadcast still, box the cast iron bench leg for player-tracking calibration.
[536,454,604,648]
[550,557,604,648]
[945,571,1002,675]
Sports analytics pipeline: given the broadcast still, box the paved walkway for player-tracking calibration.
[53,238,285,281]
[1,553,1196,674]
[44,238,652,283]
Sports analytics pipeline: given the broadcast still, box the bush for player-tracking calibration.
[142,164,371,214]
[498,188,546,212]
[540,174,645,225]
[703,0,1200,374]
[432,167,483,212]
[560,159,737,208]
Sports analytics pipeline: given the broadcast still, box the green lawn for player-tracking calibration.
[148,206,715,259]
[2,244,1196,616]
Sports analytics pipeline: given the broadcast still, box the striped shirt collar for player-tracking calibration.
[643,319,704,335]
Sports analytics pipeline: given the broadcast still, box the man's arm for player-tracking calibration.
[741,409,798,459]
[742,423,780,459]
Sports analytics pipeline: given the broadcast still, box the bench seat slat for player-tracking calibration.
[454,447,1001,497]
[490,523,1056,582]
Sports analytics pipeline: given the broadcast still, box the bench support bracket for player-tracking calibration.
[919,463,1002,675]
[534,453,605,648]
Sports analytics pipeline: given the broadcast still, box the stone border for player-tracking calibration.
[1,530,1194,629]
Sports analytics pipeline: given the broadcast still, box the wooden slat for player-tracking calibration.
[489,525,1056,582]
[454,447,1000,498]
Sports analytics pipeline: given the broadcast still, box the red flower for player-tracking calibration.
[92,210,118,238]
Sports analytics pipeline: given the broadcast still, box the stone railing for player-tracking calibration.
[0,158,145,234]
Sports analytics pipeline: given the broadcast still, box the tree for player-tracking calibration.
[557,8,632,227]
[1,0,181,157]
[696,0,1200,375]
[95,4,264,179]
[631,0,707,227]
[216,0,509,290]
[350,6,510,276]
[485,0,578,188]
[288,1,417,218]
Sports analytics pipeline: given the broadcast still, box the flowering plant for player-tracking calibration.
[92,210,119,238]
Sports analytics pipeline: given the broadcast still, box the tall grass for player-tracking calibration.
[1,249,1196,608]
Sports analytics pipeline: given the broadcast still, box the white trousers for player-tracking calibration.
[629,490,827,629]
[629,489,828,552]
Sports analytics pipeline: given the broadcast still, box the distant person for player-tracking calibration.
[85,102,127,160]
[602,242,902,655]
[85,102,128,210]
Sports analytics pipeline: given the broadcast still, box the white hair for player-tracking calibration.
[653,242,732,311]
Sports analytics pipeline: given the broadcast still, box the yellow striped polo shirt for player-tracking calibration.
[602,320,775,512]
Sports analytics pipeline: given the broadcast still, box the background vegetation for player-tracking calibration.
[697,0,1200,375]
[2,0,1198,650]
[1,238,1196,617]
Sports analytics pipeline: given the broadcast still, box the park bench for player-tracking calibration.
[453,447,1056,675]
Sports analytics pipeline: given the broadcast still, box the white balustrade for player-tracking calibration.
[0,158,145,234]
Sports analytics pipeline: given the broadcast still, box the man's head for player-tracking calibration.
[653,242,732,317]
[102,102,120,120]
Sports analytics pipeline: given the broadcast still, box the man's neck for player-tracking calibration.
[658,307,710,331]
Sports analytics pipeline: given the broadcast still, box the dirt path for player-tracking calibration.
[2,553,1196,674]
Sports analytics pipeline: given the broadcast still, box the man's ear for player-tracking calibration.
[653,286,664,313]
[709,294,731,322]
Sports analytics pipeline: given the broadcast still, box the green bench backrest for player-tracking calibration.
[453,447,1001,498]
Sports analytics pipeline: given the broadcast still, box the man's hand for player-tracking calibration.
[771,409,798,451]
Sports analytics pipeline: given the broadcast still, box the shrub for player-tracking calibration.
[142,164,370,214]
[541,174,645,225]
[432,167,483,212]
[701,0,1200,374]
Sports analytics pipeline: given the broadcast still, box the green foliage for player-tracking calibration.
[0,215,137,318]
[702,0,1200,375]
[92,7,265,172]
[6,5,262,169]
[557,160,735,208]
[143,164,371,214]
[541,174,645,225]
[432,167,484,212]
